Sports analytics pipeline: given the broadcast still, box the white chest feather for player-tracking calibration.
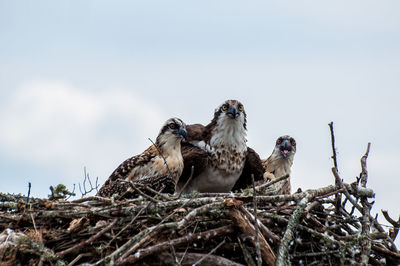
[267,156,293,178]
[187,116,247,193]
[185,167,241,193]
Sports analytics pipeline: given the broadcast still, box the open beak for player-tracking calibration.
[226,106,240,119]
[280,140,292,158]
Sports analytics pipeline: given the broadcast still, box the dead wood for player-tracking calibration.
[229,208,276,266]
[0,137,399,265]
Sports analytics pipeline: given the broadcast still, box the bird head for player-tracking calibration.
[213,99,247,129]
[274,135,296,159]
[157,118,187,145]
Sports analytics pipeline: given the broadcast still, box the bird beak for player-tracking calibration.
[178,128,187,140]
[280,140,292,158]
[226,106,239,119]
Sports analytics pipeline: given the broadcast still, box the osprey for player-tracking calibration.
[177,100,264,193]
[97,118,187,198]
[262,135,296,194]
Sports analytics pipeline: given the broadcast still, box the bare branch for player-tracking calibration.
[57,218,117,257]
[382,210,400,241]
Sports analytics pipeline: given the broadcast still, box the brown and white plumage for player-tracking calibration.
[177,100,264,193]
[97,118,187,197]
[262,135,296,194]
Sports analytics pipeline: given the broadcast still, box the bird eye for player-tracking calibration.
[169,124,176,129]
[276,138,282,145]
[221,104,228,111]
[291,139,296,146]
[238,105,244,111]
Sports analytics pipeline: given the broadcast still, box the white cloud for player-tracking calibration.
[0,82,166,182]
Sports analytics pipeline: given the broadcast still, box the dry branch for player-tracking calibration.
[382,210,400,241]
[119,225,234,264]
[0,138,399,265]
[360,143,372,265]
[229,208,276,266]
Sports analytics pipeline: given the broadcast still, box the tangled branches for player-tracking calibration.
[0,168,399,265]
[0,127,399,265]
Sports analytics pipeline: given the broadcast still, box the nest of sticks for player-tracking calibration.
[1,130,400,265]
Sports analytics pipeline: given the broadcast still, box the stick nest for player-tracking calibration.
[1,137,399,265]
[0,171,399,266]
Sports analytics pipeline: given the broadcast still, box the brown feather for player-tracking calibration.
[261,154,292,195]
[232,147,264,191]
[261,135,296,195]
[100,174,176,199]
[178,100,248,193]
[97,148,157,197]
[177,142,209,192]
[186,124,206,142]
[97,117,186,198]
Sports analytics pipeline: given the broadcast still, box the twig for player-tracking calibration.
[315,188,344,200]
[331,168,363,214]
[359,142,372,265]
[329,122,342,215]
[12,232,64,264]
[360,143,371,188]
[328,122,339,170]
[192,239,226,266]
[27,186,41,242]
[371,245,400,259]
[142,185,175,200]
[125,181,161,203]
[30,213,39,240]
[107,202,151,247]
[169,241,181,266]
[66,184,76,200]
[177,165,195,198]
[229,208,276,266]
[370,215,398,252]
[237,237,257,266]
[239,206,280,244]
[118,230,159,262]
[99,195,200,265]
[57,218,117,257]
[177,201,223,230]
[78,167,99,197]
[71,196,113,204]
[382,210,400,241]
[260,213,340,247]
[119,225,234,264]
[255,174,289,193]
[148,137,173,177]
[276,192,314,266]
[292,250,339,258]
[252,174,262,266]
[161,252,244,266]
[179,221,199,264]
[68,252,92,266]
[27,182,31,205]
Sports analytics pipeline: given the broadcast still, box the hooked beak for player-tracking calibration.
[226,106,240,119]
[279,140,292,158]
[178,128,187,140]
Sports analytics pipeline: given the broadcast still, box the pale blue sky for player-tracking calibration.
[1,1,399,233]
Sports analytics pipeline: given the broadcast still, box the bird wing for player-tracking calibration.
[109,150,156,182]
[186,123,206,142]
[232,147,265,191]
[97,173,176,198]
[97,148,156,197]
[177,142,209,191]
[262,154,275,173]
